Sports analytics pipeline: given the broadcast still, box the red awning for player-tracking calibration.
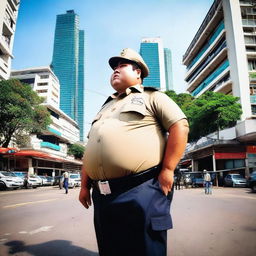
[11,150,66,162]
[0,147,18,154]
[215,152,246,159]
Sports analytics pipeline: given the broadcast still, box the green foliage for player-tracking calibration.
[165,90,242,142]
[68,143,85,159]
[0,79,52,147]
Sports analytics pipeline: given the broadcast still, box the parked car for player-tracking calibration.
[0,171,23,190]
[224,174,247,187]
[39,176,54,186]
[12,172,41,188]
[192,177,204,187]
[247,171,256,192]
[68,173,81,188]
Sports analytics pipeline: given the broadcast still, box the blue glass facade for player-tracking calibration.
[52,10,84,141]
[164,48,173,91]
[140,43,161,88]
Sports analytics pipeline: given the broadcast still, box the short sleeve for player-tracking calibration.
[150,91,187,131]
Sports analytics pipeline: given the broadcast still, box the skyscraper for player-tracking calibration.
[0,0,20,80]
[51,10,84,141]
[139,37,166,91]
[164,48,174,91]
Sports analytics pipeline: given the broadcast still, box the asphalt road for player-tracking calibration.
[0,186,255,256]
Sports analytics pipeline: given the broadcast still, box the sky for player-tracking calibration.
[12,0,214,137]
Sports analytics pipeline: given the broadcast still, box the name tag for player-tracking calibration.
[98,181,111,195]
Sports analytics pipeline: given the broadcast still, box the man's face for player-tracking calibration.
[110,61,141,93]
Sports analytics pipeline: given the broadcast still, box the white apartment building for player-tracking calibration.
[0,0,20,80]
[10,67,81,176]
[182,0,256,178]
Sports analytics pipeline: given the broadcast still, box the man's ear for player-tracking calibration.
[136,69,142,79]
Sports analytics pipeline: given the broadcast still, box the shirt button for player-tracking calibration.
[111,108,116,112]
[97,139,100,143]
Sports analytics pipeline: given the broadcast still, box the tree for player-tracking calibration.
[165,90,242,142]
[0,79,52,147]
[68,143,85,159]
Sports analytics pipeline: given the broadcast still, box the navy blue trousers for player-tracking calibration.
[92,178,173,256]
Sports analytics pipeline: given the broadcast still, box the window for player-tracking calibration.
[36,89,47,93]
[40,75,49,79]
[37,82,48,86]
[248,60,256,70]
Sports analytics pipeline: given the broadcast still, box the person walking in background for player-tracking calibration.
[79,48,189,256]
[63,171,69,194]
[203,169,212,194]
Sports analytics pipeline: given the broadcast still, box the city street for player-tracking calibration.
[0,186,255,256]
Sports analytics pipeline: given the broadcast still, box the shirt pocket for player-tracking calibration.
[151,214,173,231]
[119,103,146,122]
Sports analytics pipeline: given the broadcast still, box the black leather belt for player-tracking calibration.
[91,165,161,195]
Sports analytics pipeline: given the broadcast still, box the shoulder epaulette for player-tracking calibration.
[143,86,159,91]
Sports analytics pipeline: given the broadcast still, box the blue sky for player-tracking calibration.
[12,0,213,136]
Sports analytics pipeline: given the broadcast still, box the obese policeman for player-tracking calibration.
[79,48,189,256]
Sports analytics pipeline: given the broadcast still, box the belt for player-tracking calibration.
[91,165,161,195]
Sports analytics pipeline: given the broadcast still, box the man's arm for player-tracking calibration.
[79,165,92,209]
[158,119,189,195]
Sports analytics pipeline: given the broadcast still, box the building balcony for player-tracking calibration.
[242,19,256,27]
[186,21,225,72]
[190,59,230,96]
[187,47,228,93]
[40,142,60,151]
[183,0,223,64]
[185,39,227,83]
[251,95,256,103]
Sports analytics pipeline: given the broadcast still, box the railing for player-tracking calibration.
[192,59,229,96]
[1,35,10,46]
[48,127,62,136]
[187,39,226,83]
[250,95,256,103]
[183,0,222,61]
[40,142,60,151]
[187,21,225,70]
[242,19,256,26]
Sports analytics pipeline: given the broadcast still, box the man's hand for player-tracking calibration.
[79,187,92,209]
[158,168,174,196]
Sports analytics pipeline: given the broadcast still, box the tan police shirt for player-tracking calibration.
[84,84,187,180]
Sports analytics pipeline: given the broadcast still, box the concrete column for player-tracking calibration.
[28,158,34,175]
[222,0,252,120]
[212,152,218,187]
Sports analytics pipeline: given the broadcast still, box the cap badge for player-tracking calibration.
[120,49,127,56]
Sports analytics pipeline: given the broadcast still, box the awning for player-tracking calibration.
[0,147,19,154]
[214,152,246,159]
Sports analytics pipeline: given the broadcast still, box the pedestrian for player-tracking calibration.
[79,48,189,256]
[203,169,212,194]
[174,168,182,190]
[63,171,69,194]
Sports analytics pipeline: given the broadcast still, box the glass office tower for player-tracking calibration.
[140,37,166,91]
[164,48,174,91]
[52,10,84,141]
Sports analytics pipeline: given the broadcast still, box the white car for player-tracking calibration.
[12,172,42,188]
[0,171,23,190]
[39,176,54,186]
[68,173,81,188]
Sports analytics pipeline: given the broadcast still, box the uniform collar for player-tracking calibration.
[104,84,144,106]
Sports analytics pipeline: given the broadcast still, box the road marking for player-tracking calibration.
[29,226,53,235]
[0,238,8,243]
[2,198,58,209]
[19,231,28,234]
